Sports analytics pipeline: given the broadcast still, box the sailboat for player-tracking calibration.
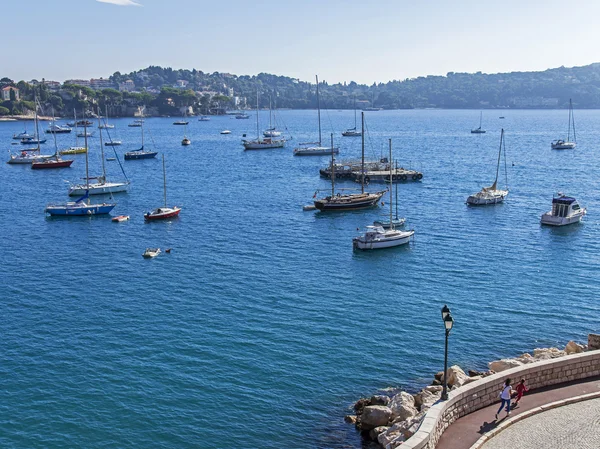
[313,122,386,211]
[98,104,115,129]
[32,108,74,169]
[263,98,282,137]
[466,128,509,205]
[60,109,88,155]
[294,75,340,156]
[7,96,54,164]
[68,116,130,196]
[45,125,116,216]
[471,111,486,134]
[353,139,414,250]
[551,99,576,150]
[242,90,286,150]
[342,96,361,137]
[374,161,406,229]
[181,121,191,146]
[144,154,181,221]
[125,119,158,159]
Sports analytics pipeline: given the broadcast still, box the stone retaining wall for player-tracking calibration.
[401,349,600,449]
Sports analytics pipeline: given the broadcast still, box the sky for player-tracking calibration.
[3,0,600,85]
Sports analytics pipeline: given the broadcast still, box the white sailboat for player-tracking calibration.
[263,98,282,137]
[294,75,340,156]
[342,96,361,137]
[551,99,576,150]
[353,139,414,250]
[68,115,130,196]
[242,90,286,150]
[60,109,88,155]
[99,104,115,129]
[466,128,509,205]
[374,160,406,229]
[471,111,486,134]
[7,96,54,164]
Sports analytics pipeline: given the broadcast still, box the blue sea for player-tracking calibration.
[1,109,599,448]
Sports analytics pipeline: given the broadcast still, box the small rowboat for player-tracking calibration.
[112,215,130,223]
[220,130,231,135]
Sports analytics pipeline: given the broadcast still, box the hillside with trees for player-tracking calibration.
[2,63,600,117]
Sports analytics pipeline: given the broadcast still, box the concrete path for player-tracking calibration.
[435,376,600,449]
[481,397,600,449]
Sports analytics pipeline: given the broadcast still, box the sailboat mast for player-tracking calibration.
[84,114,89,195]
[494,129,504,186]
[567,99,571,141]
[51,107,58,158]
[395,160,399,219]
[74,108,79,147]
[570,99,576,143]
[162,154,167,207]
[354,95,357,128]
[316,75,321,146]
[269,97,272,129]
[479,111,483,129]
[330,133,335,197]
[389,138,393,228]
[256,90,260,139]
[361,111,365,194]
[97,113,106,178]
[34,91,41,153]
[141,119,145,147]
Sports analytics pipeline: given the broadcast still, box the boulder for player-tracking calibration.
[468,369,485,377]
[389,391,418,422]
[463,375,483,385]
[423,385,443,394]
[360,405,392,430]
[488,358,523,372]
[565,341,584,355]
[516,353,534,364]
[354,397,370,414]
[434,371,444,381]
[378,429,404,448]
[369,426,389,441]
[446,365,469,388]
[413,387,441,411]
[533,347,565,359]
[371,395,390,406]
[344,415,357,424]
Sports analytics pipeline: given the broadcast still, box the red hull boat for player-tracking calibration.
[32,159,74,169]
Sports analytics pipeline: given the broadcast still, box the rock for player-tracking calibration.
[446,365,468,388]
[360,405,392,430]
[371,395,390,406]
[565,341,584,355]
[516,353,534,364]
[378,429,403,448]
[413,387,441,412]
[488,358,523,372]
[369,426,389,441]
[434,371,444,381]
[404,418,422,439]
[533,347,565,359]
[431,379,442,386]
[424,385,443,393]
[354,397,370,414]
[468,369,485,377]
[389,391,418,422]
[344,415,357,424]
[463,375,482,385]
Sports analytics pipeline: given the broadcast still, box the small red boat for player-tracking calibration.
[144,206,181,221]
[31,158,74,169]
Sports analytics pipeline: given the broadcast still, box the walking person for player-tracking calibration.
[513,378,529,407]
[495,378,513,420]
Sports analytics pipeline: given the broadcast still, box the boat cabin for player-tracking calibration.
[551,196,581,217]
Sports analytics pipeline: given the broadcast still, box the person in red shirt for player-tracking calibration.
[514,378,529,406]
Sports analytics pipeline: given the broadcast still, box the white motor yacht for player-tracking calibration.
[541,194,586,226]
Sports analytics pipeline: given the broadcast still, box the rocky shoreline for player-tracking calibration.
[346,340,587,449]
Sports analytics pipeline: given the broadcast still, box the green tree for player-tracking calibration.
[0,105,10,115]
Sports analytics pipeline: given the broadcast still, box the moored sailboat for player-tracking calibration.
[551,99,576,150]
[342,96,362,137]
[466,128,509,205]
[144,154,181,221]
[7,96,54,164]
[471,111,486,134]
[125,119,158,159]
[242,91,285,150]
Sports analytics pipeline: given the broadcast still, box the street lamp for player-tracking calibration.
[441,305,454,400]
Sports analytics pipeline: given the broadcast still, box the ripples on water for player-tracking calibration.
[1,110,600,448]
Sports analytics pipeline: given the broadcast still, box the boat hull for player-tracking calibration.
[59,147,87,155]
[541,210,586,226]
[466,193,507,205]
[45,203,116,216]
[353,230,414,250]
[373,218,406,229]
[551,142,576,150]
[32,159,74,169]
[243,140,285,150]
[294,147,339,156]
[68,181,130,196]
[7,154,54,165]
[124,151,158,160]
[314,192,385,211]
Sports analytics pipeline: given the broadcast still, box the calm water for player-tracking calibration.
[1,109,599,448]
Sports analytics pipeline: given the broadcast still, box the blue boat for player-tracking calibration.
[45,191,116,216]
[124,146,158,160]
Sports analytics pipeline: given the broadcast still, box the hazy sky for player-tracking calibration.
[4,0,600,84]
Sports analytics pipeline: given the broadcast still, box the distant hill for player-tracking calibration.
[3,63,600,117]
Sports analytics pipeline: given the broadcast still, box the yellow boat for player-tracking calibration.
[59,147,87,155]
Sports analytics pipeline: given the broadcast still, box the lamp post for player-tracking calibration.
[441,305,454,401]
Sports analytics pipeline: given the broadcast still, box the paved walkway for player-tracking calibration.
[436,376,600,449]
[481,397,600,449]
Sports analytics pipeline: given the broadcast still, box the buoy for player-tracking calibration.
[166,248,172,253]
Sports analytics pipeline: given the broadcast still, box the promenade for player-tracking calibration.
[436,376,600,449]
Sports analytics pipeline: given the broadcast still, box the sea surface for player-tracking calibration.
[1,109,599,449]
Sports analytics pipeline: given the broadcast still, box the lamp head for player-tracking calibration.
[441,305,450,320]
[444,313,454,331]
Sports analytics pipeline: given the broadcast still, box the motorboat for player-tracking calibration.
[112,215,130,222]
[60,147,87,155]
[466,129,509,205]
[173,120,188,125]
[342,128,361,137]
[541,194,586,226]
[45,124,72,134]
[235,113,250,119]
[243,137,285,150]
[353,226,414,250]
[221,130,231,135]
[198,116,210,121]
[77,130,95,138]
[143,248,161,258]
[104,140,122,146]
